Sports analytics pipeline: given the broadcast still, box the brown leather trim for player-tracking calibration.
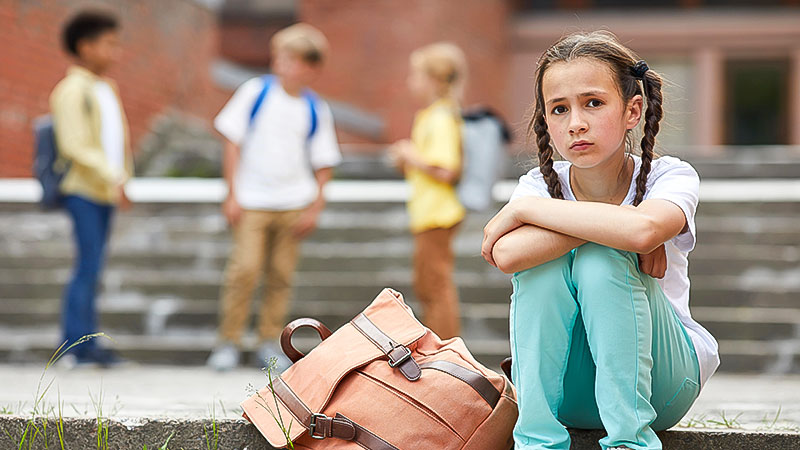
[419,360,502,408]
[272,376,398,449]
[272,377,355,440]
[351,313,421,381]
[335,413,400,450]
[280,318,333,363]
[500,357,513,382]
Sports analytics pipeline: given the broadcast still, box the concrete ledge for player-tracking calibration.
[2,416,798,450]
[0,416,273,450]
[3,178,800,204]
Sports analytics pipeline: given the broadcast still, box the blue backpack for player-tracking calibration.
[32,115,69,209]
[248,75,319,142]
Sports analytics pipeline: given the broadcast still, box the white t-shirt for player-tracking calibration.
[94,81,125,176]
[214,77,342,211]
[510,155,720,387]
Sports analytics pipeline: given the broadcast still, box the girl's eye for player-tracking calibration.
[587,99,603,108]
[552,105,568,115]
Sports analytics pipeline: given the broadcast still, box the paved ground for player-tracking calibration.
[1,363,799,433]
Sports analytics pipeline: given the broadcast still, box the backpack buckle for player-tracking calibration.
[388,345,412,368]
[309,413,328,439]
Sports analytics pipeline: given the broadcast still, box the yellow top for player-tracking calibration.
[49,66,133,204]
[406,98,465,233]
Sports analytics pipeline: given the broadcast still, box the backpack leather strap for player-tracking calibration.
[335,413,400,450]
[272,377,398,450]
[419,360,501,408]
[351,313,421,381]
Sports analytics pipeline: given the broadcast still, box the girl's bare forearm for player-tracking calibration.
[512,196,685,254]
[492,225,585,274]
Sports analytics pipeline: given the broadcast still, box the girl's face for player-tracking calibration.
[541,58,642,170]
[407,62,439,104]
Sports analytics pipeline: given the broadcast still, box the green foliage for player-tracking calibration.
[246,357,295,450]
[203,402,219,450]
[12,333,109,449]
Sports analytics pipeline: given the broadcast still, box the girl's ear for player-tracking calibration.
[625,94,644,130]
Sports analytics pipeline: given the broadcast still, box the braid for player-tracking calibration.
[532,107,564,199]
[633,70,663,206]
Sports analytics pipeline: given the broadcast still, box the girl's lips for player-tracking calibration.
[570,142,593,151]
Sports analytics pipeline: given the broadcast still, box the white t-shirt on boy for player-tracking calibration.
[214,77,342,211]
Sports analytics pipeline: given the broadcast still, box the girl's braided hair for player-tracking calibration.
[528,31,663,205]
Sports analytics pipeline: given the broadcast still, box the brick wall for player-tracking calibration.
[0,0,229,177]
[299,0,512,143]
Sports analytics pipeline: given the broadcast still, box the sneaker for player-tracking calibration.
[56,353,78,370]
[254,341,292,374]
[207,343,240,371]
[78,347,124,367]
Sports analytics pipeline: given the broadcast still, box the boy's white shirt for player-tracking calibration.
[214,77,342,211]
[94,80,125,176]
[510,155,720,388]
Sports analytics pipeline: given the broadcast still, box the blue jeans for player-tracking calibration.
[62,195,114,357]
[511,243,700,450]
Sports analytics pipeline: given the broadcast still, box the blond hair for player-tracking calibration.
[410,42,467,101]
[271,23,329,65]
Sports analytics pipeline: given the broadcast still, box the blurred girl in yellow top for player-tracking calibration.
[389,42,467,339]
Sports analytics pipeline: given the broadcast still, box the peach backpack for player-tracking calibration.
[242,288,518,450]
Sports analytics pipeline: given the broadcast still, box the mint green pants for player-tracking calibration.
[510,243,700,450]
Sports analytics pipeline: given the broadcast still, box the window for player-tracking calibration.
[724,59,789,145]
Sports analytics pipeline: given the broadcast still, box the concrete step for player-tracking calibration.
[1,325,798,374]
[0,252,797,282]
[2,415,798,450]
[0,297,796,344]
[0,326,513,369]
[2,268,799,308]
[5,206,799,240]
[1,242,798,276]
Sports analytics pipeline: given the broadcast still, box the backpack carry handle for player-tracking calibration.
[280,318,333,363]
[500,357,513,382]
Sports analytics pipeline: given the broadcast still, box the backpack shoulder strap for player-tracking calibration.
[249,75,274,128]
[302,89,319,140]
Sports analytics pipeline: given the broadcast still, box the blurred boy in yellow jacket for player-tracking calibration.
[50,10,133,366]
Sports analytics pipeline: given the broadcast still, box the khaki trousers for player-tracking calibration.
[219,209,302,344]
[412,224,461,340]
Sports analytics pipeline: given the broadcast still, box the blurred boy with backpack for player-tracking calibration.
[207,23,341,371]
[49,10,133,365]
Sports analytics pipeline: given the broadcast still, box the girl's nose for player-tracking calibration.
[568,112,588,134]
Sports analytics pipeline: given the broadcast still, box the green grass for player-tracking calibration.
[89,383,109,450]
[143,431,175,450]
[10,333,108,449]
[246,356,295,450]
[707,410,743,429]
[679,407,800,433]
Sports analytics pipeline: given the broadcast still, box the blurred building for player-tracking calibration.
[222,0,800,155]
[508,1,800,154]
[0,0,229,178]
[2,0,799,178]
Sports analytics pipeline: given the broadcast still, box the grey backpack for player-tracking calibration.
[458,108,511,212]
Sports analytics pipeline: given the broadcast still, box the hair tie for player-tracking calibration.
[631,60,649,80]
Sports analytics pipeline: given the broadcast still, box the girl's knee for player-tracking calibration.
[572,243,636,281]
[517,251,572,279]
[573,242,622,261]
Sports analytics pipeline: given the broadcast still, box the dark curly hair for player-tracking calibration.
[62,11,119,57]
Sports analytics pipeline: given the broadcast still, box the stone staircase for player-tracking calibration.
[1,176,799,373]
